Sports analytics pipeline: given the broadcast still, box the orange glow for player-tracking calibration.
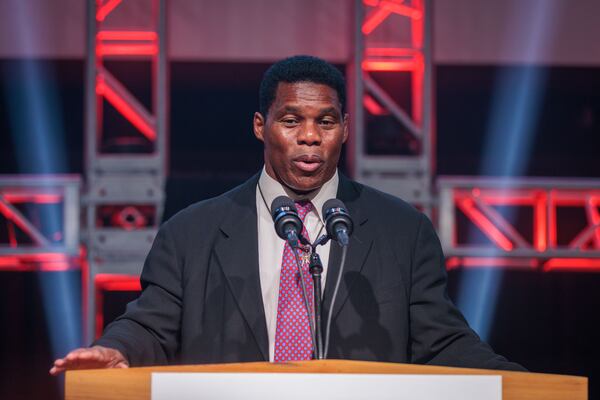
[362,60,416,71]
[97,44,158,56]
[96,80,156,141]
[96,31,157,41]
[456,198,514,251]
[543,258,600,272]
[96,0,122,22]
[363,95,387,115]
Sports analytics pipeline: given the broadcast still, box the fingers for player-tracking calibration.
[49,346,128,375]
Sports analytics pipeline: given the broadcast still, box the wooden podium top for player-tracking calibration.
[66,359,587,400]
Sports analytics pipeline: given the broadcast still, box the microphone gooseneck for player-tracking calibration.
[321,198,354,359]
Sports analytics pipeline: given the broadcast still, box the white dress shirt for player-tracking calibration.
[256,167,339,362]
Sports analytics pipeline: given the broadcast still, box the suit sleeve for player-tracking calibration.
[93,222,183,366]
[408,213,526,371]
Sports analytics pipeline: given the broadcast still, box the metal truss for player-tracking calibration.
[84,0,168,342]
[348,0,434,212]
[438,177,600,272]
[0,175,81,271]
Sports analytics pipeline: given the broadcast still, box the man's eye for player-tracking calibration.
[282,119,298,125]
[320,119,336,126]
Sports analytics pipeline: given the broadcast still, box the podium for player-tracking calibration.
[65,360,587,400]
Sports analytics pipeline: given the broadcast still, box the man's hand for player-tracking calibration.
[49,345,129,375]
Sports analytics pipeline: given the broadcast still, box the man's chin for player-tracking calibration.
[285,176,324,195]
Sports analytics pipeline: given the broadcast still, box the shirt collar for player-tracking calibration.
[257,166,339,223]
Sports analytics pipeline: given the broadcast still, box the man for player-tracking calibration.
[51,55,523,375]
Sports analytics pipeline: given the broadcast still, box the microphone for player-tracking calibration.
[322,199,354,247]
[271,195,303,247]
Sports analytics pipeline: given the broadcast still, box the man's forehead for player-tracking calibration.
[271,81,342,109]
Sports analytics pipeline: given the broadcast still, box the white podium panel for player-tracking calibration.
[151,372,502,400]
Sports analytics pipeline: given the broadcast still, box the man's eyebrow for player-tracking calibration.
[318,107,341,116]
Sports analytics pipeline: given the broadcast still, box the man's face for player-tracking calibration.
[253,81,348,194]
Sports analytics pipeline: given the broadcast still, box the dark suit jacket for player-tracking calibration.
[96,173,524,371]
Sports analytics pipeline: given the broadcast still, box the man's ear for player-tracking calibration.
[253,112,265,142]
[342,113,349,143]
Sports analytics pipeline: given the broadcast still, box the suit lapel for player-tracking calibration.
[213,174,269,360]
[322,174,373,320]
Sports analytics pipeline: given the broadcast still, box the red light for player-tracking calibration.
[1,193,62,203]
[96,0,122,22]
[362,60,416,71]
[362,7,391,34]
[456,197,514,251]
[365,48,417,57]
[381,1,422,19]
[97,44,158,56]
[95,274,141,338]
[0,253,77,271]
[363,95,388,115]
[446,257,538,270]
[543,258,600,272]
[535,192,547,251]
[96,31,157,41]
[96,80,156,141]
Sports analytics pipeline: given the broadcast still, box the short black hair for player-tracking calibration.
[258,55,346,117]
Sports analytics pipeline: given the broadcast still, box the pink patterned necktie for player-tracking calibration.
[273,200,314,362]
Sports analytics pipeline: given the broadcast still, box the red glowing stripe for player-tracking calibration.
[543,258,600,272]
[381,0,422,20]
[411,0,424,48]
[1,193,62,203]
[365,48,418,57]
[587,198,600,248]
[456,198,514,251]
[551,191,600,205]
[97,31,157,41]
[96,0,122,22]
[97,44,158,56]
[0,254,76,271]
[446,257,538,270]
[362,7,391,34]
[96,80,156,141]
[362,60,416,71]
[363,95,387,115]
[363,0,380,6]
[94,274,141,338]
[7,222,16,247]
[535,192,548,251]
[411,53,424,124]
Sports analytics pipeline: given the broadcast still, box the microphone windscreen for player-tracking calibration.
[271,195,297,220]
[322,198,346,220]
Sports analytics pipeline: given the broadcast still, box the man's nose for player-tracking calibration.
[297,121,322,145]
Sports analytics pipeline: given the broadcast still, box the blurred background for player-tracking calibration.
[0,0,599,398]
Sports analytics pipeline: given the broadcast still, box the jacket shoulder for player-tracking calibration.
[161,175,257,233]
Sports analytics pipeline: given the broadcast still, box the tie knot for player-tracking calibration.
[295,200,313,221]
